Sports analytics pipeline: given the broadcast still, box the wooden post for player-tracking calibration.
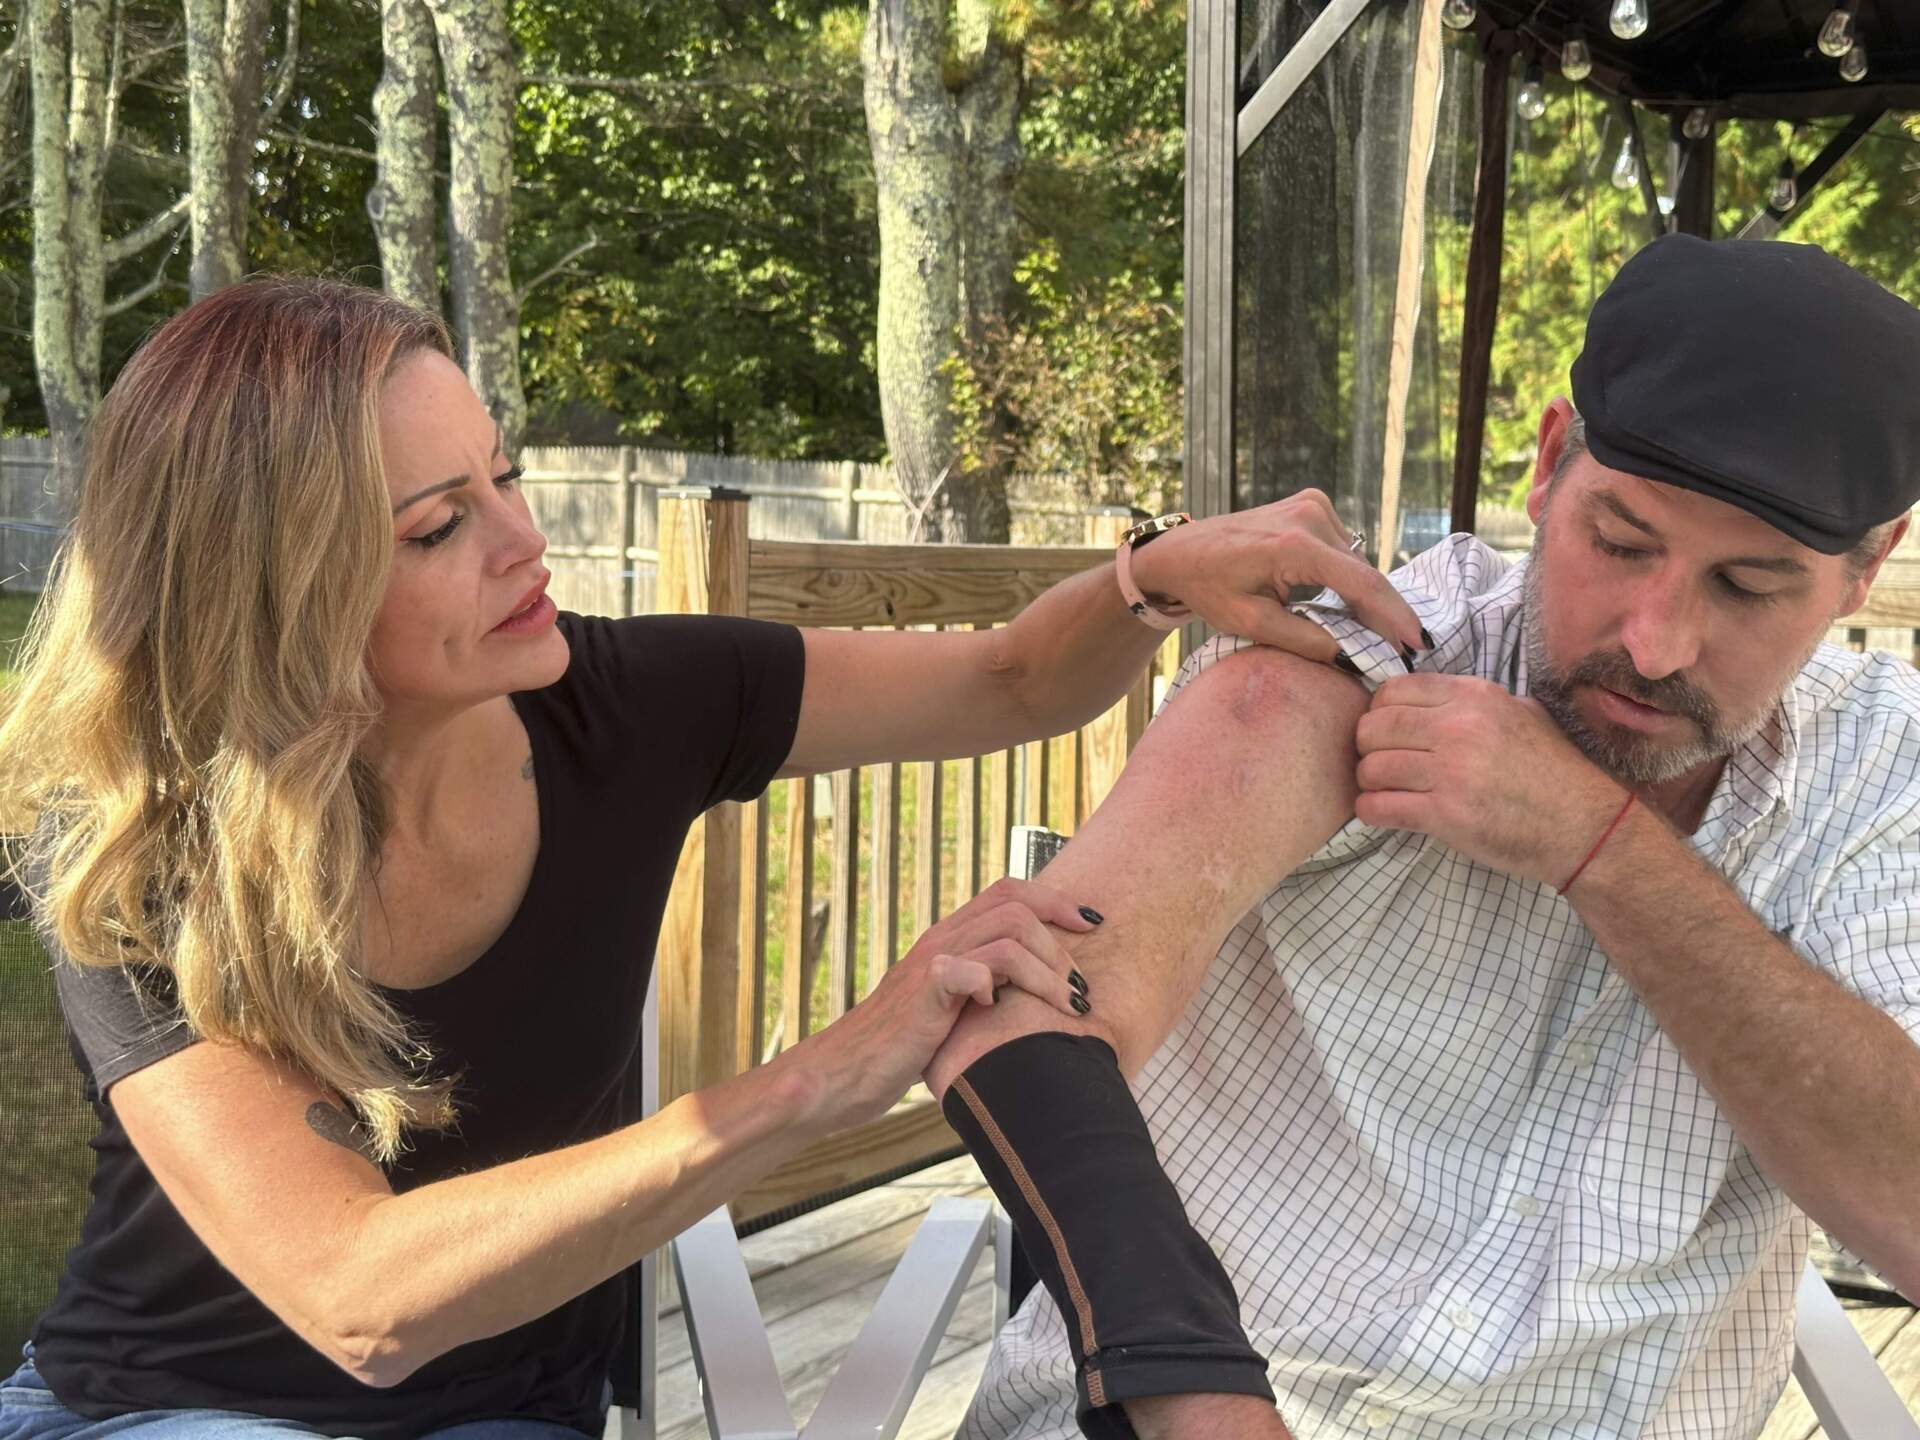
[1081,509,1136,816]
[738,796,769,1064]
[657,487,751,1102]
[827,766,860,1019]
[984,746,1013,882]
[914,756,943,935]
[954,752,982,904]
[782,775,817,1047]
[1377,0,1445,573]
[1023,736,1049,830]
[867,760,901,990]
[1449,43,1512,539]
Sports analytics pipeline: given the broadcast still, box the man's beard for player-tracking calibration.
[1519,534,1797,787]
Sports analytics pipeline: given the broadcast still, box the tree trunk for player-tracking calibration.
[369,0,441,313]
[862,0,965,542]
[27,0,111,495]
[427,0,525,449]
[185,0,270,300]
[863,0,1027,542]
[952,0,1020,542]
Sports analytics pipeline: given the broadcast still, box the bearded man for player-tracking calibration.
[926,234,1920,1440]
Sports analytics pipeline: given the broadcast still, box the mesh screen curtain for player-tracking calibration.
[1233,0,1481,564]
[0,910,92,1358]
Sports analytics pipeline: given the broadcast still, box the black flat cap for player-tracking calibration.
[1570,233,1920,554]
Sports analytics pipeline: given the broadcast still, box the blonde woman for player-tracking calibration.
[0,279,1421,1440]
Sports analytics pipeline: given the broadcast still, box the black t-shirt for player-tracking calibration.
[31,612,805,1439]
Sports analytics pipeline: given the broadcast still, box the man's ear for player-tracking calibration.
[1526,398,1578,526]
[1834,515,1911,620]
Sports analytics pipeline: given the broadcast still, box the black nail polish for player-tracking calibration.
[1070,992,1092,1016]
[1420,626,1436,650]
[1332,652,1365,679]
[1400,645,1418,673]
[1069,969,1089,995]
[1078,905,1104,925]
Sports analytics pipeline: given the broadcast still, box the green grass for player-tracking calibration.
[0,589,36,687]
[0,921,95,1355]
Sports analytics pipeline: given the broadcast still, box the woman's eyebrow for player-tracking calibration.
[392,427,505,516]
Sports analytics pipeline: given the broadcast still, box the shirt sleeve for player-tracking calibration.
[557,612,806,815]
[1789,838,1920,1048]
[1287,532,1517,689]
[50,936,196,1101]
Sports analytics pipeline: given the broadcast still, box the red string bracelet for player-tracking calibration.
[1557,792,1636,896]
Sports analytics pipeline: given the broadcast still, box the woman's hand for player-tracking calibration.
[1130,490,1429,662]
[774,877,1098,1135]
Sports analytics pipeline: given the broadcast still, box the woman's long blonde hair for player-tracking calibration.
[2,279,456,1161]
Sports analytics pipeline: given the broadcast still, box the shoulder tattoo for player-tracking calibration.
[305,1101,375,1162]
[522,753,535,781]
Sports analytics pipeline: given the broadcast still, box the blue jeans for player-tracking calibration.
[0,1346,605,1440]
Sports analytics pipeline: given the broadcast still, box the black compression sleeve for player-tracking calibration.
[941,1032,1274,1440]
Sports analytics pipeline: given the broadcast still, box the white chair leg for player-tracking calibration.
[992,1203,1013,1333]
[805,1198,993,1440]
[1791,1258,1920,1440]
[674,1208,799,1440]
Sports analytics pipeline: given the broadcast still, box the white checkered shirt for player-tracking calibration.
[961,535,1920,1440]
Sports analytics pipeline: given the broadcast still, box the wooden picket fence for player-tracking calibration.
[652,488,1181,1223]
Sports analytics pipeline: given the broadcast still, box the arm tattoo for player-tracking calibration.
[522,753,535,781]
[306,1101,376,1162]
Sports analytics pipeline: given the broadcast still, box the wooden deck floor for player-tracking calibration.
[641,1156,1920,1440]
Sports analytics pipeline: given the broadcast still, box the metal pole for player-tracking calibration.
[1735,110,1884,241]
[1235,0,1376,158]
[1450,40,1513,538]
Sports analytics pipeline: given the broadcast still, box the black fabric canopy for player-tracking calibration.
[1463,0,1920,119]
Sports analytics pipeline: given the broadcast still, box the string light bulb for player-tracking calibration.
[1771,159,1798,212]
[1841,42,1869,82]
[1440,0,1477,31]
[1516,63,1548,120]
[1817,3,1856,58]
[1609,0,1650,40]
[1561,28,1593,81]
[1611,134,1641,191]
[1683,107,1711,141]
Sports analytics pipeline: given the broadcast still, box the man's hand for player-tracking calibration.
[1353,673,1627,889]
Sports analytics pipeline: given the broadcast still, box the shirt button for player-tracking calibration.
[1366,1407,1394,1428]
[1569,1042,1599,1068]
[1510,1194,1542,1218]
[1449,1304,1476,1329]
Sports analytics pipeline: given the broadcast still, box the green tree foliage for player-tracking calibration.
[4,1,1919,526]
[1479,73,1920,504]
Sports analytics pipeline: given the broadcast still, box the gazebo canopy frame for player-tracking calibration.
[1186,0,1920,546]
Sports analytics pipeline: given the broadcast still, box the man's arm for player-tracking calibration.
[1570,809,1920,1297]
[1349,671,1920,1299]
[925,641,1367,1440]
[926,640,1366,1093]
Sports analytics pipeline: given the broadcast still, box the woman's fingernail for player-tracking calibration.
[1332,652,1365,679]
[1070,992,1092,1016]
[1069,969,1089,995]
[1078,905,1104,925]
[1400,645,1418,672]
[1420,626,1436,650]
